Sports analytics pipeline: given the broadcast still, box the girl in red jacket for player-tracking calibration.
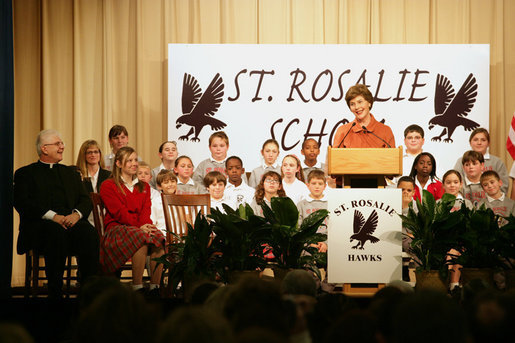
[100,146,165,293]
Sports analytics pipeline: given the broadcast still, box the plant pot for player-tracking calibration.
[460,268,494,288]
[415,270,448,293]
[504,269,515,290]
[227,270,261,284]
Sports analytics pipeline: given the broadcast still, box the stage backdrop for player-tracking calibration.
[168,44,489,177]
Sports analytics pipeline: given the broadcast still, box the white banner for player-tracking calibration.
[168,44,489,177]
[327,188,402,283]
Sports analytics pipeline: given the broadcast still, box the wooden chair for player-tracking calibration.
[23,198,84,298]
[161,193,211,244]
[24,250,76,298]
[90,192,105,238]
[90,192,151,282]
[161,193,211,295]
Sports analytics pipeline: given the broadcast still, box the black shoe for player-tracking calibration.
[146,288,161,299]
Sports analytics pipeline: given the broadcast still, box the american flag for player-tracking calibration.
[507,112,515,159]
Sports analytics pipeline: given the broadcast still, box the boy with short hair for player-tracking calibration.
[224,156,255,210]
[479,170,515,219]
[156,169,178,196]
[403,125,425,176]
[151,170,178,234]
[397,176,418,282]
[193,131,230,186]
[397,176,417,216]
[137,162,166,234]
[203,171,233,212]
[300,139,326,181]
[388,124,425,188]
[296,170,328,253]
[460,150,486,204]
[105,125,130,171]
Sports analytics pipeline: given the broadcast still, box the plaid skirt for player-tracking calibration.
[100,224,165,274]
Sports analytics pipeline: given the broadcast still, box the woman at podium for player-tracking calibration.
[333,84,395,149]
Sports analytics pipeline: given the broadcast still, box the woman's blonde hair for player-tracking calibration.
[76,139,105,179]
[111,146,144,194]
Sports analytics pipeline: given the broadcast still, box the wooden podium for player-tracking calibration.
[327,146,402,296]
[327,147,403,188]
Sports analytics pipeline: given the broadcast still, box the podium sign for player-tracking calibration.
[327,147,402,176]
[327,188,402,283]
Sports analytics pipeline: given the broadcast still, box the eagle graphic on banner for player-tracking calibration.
[176,73,226,142]
[428,73,479,143]
[350,209,379,250]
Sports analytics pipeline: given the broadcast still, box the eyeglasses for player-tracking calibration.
[44,141,65,148]
[264,179,279,185]
[86,150,100,155]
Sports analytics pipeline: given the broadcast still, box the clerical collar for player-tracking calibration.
[39,160,57,168]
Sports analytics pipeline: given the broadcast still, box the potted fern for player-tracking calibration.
[260,197,328,280]
[498,215,515,289]
[451,204,505,287]
[154,212,218,298]
[209,204,271,283]
[399,190,463,292]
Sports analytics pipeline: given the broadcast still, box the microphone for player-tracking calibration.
[361,125,392,148]
[337,122,356,148]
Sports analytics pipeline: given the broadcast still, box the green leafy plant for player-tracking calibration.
[261,197,328,279]
[451,204,505,269]
[153,212,218,296]
[209,203,271,282]
[498,215,515,269]
[399,190,463,273]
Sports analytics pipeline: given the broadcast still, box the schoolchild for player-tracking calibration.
[248,139,281,188]
[137,162,164,233]
[479,170,515,219]
[440,170,473,212]
[281,155,310,205]
[99,147,164,292]
[174,156,206,195]
[104,125,130,171]
[150,170,178,235]
[296,170,328,253]
[204,171,233,212]
[397,176,417,281]
[193,131,230,186]
[224,156,255,209]
[402,125,425,176]
[250,171,286,217]
[300,139,326,181]
[454,128,508,193]
[409,152,443,201]
[460,150,485,205]
[150,140,178,189]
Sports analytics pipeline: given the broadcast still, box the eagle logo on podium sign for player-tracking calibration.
[428,73,480,143]
[350,209,379,250]
[176,73,226,142]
